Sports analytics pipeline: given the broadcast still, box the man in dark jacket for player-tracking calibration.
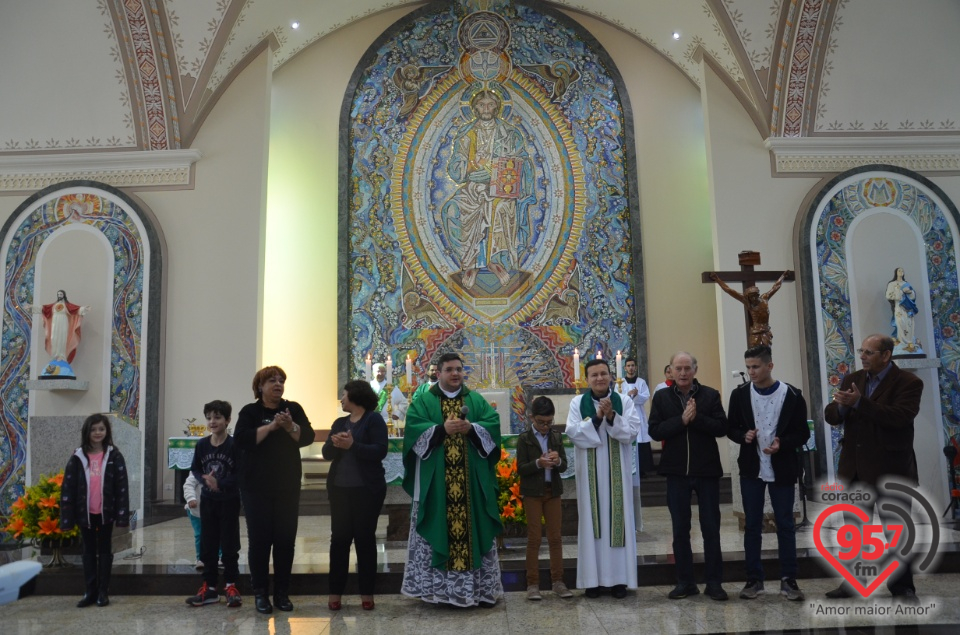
[649,351,729,601]
[824,333,923,600]
[728,345,809,602]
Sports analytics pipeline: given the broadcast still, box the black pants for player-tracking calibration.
[328,485,386,596]
[666,475,723,586]
[200,496,242,586]
[79,513,113,557]
[241,488,300,595]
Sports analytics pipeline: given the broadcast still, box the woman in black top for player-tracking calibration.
[234,366,315,615]
[322,380,388,611]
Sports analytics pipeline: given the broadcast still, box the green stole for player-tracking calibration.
[376,386,389,411]
[579,390,626,548]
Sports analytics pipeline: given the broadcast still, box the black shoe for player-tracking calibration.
[76,591,96,608]
[273,595,293,612]
[96,591,110,607]
[611,585,627,599]
[584,586,601,598]
[705,585,728,601]
[668,584,699,599]
[255,595,273,614]
[825,584,851,599]
[478,600,497,609]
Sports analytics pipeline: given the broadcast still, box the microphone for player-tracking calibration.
[460,405,469,420]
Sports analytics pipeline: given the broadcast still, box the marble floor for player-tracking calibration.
[3,575,960,634]
[4,502,960,633]
[76,500,960,572]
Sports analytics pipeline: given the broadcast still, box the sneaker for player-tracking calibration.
[668,584,699,599]
[705,585,729,601]
[526,585,542,601]
[552,581,573,599]
[740,579,764,599]
[186,582,219,606]
[194,560,204,570]
[225,584,242,608]
[780,578,804,601]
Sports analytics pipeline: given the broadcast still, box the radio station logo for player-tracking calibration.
[812,478,943,599]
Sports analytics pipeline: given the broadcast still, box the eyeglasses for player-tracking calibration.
[857,348,887,356]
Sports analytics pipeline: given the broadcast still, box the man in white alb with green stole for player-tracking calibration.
[566,358,641,598]
[401,352,503,607]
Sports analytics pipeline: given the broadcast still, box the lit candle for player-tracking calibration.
[406,353,413,385]
[616,350,623,380]
[365,352,372,382]
[385,356,393,384]
[573,348,580,380]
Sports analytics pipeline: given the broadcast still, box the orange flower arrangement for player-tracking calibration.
[495,448,526,524]
[2,471,79,545]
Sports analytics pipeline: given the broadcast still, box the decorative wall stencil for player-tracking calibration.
[811,170,960,478]
[0,186,150,512]
[341,0,642,431]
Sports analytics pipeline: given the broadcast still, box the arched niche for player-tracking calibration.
[0,181,164,516]
[799,165,959,509]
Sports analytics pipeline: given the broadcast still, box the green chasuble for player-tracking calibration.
[402,384,502,571]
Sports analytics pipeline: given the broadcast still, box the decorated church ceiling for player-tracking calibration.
[0,0,957,156]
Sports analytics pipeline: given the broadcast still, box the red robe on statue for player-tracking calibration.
[41,300,85,363]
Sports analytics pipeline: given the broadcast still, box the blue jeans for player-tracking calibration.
[666,475,722,586]
[740,477,797,581]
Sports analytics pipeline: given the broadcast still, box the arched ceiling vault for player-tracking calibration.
[0,0,957,166]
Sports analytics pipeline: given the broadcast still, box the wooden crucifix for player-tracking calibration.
[702,251,795,348]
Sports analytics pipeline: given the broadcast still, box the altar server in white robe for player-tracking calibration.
[566,358,642,598]
[617,357,651,534]
[370,363,407,422]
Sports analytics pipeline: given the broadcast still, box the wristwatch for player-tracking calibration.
[290,423,300,434]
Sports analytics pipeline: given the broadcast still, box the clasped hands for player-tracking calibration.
[538,450,560,469]
[443,417,471,435]
[832,383,860,408]
[681,398,697,425]
[331,429,354,449]
[596,397,615,422]
[269,409,295,433]
[743,429,781,454]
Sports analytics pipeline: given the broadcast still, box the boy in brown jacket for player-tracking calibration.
[517,396,571,600]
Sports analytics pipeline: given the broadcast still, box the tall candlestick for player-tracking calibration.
[406,353,413,386]
[365,353,372,382]
[616,350,623,380]
[386,356,393,384]
[573,348,580,380]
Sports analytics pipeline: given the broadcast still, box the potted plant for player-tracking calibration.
[4,471,79,566]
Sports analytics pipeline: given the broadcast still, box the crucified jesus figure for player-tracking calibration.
[709,271,788,347]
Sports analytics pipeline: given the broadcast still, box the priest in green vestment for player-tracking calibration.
[410,362,438,403]
[400,352,504,607]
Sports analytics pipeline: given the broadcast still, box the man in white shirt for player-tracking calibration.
[566,358,642,599]
[726,345,809,602]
